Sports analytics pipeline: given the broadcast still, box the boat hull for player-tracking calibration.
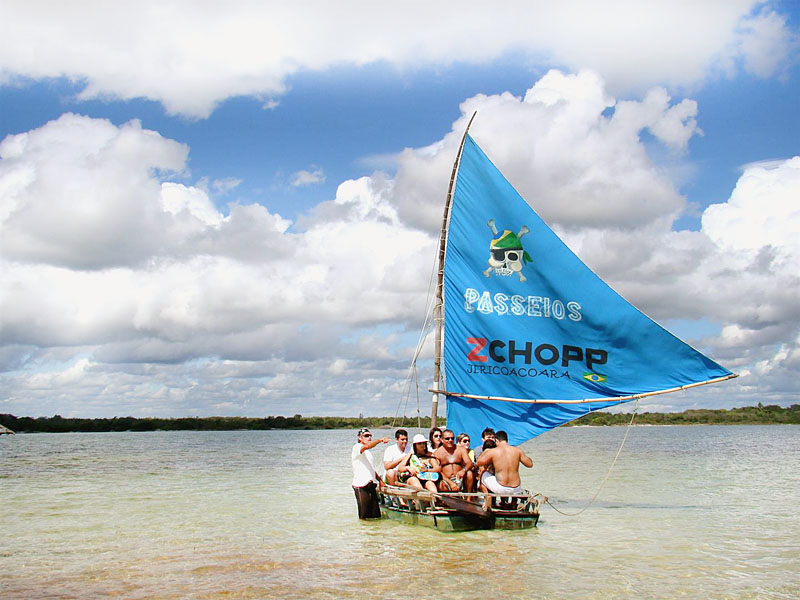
[378,488,539,532]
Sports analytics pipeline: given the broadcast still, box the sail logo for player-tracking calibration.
[482,219,532,282]
[466,337,608,371]
[464,288,582,321]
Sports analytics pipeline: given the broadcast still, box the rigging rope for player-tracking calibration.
[413,363,422,430]
[545,399,639,517]
[392,233,440,431]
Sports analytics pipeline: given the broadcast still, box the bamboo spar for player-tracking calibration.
[428,373,739,405]
[431,111,477,429]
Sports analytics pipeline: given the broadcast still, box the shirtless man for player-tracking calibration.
[433,429,474,492]
[475,430,532,510]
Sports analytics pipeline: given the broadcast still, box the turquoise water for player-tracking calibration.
[2,425,798,599]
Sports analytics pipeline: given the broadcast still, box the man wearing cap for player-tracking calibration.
[351,428,390,519]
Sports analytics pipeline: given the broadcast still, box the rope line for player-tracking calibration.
[392,228,440,430]
[545,400,639,517]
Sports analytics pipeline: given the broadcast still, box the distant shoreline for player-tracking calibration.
[1,404,797,433]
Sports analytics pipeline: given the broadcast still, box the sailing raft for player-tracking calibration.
[378,113,735,531]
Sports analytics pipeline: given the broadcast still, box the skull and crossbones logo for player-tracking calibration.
[482,219,531,282]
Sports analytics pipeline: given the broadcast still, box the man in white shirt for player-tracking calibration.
[382,428,411,485]
[351,427,390,519]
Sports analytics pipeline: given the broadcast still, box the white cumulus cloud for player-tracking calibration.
[290,167,326,187]
[1,70,798,417]
[0,1,794,118]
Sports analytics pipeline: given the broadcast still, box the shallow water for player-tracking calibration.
[2,425,798,599]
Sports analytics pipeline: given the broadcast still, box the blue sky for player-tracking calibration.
[2,59,546,218]
[4,55,797,231]
[1,1,799,418]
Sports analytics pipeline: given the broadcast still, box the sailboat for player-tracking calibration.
[378,114,736,531]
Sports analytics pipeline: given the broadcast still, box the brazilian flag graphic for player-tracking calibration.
[583,372,607,383]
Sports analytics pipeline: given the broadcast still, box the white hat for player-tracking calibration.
[412,434,427,444]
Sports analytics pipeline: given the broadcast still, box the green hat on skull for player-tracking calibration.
[491,230,532,263]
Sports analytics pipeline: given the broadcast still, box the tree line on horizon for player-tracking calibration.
[1,404,798,434]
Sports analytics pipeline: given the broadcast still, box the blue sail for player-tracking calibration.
[443,135,732,445]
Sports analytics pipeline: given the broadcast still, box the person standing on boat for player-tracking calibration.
[476,430,532,509]
[434,429,475,492]
[351,428,390,519]
[382,428,411,485]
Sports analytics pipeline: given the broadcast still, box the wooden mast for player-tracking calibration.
[431,111,477,429]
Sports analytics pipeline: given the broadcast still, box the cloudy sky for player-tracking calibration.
[1,1,798,419]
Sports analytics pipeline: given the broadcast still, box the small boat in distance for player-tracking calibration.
[378,113,736,531]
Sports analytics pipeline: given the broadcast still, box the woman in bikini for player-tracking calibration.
[397,434,441,493]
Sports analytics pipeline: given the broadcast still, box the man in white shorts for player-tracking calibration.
[476,430,532,510]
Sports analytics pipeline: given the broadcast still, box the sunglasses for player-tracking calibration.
[460,439,470,443]
[443,436,454,441]
[362,433,372,438]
